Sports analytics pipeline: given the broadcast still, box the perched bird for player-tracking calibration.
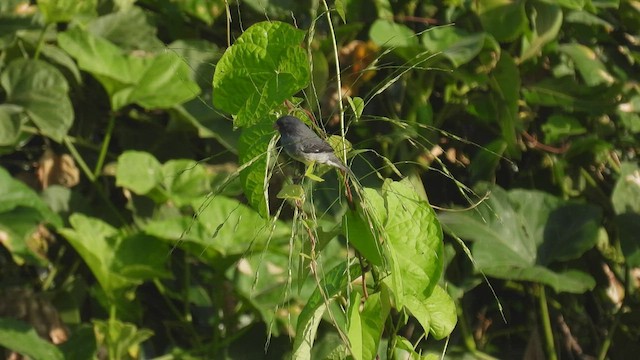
[274,115,349,173]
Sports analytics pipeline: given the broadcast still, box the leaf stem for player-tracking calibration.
[538,285,558,360]
[93,113,116,180]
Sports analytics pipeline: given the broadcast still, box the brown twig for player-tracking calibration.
[521,131,570,154]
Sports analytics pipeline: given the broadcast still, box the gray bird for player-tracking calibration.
[274,115,349,173]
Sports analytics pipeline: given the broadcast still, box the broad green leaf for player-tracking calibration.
[347,291,389,360]
[37,0,96,23]
[238,122,277,217]
[369,20,418,48]
[476,0,527,42]
[87,5,163,51]
[422,27,486,67]
[59,214,170,295]
[144,195,289,262]
[0,59,73,142]
[383,179,443,301]
[558,43,614,86]
[0,318,64,360]
[439,184,600,293]
[160,159,211,206]
[0,104,25,146]
[212,21,309,127]
[611,162,640,215]
[0,166,62,227]
[523,77,618,112]
[293,262,362,359]
[343,210,384,266]
[404,285,457,340]
[115,151,162,195]
[347,292,364,360]
[59,27,200,110]
[520,2,563,63]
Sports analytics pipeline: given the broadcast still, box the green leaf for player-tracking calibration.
[0,104,25,146]
[422,26,486,67]
[37,0,97,24]
[160,159,211,206]
[0,317,64,360]
[520,1,563,63]
[0,59,73,142]
[277,183,305,200]
[293,262,361,359]
[87,5,163,51]
[382,179,443,302]
[615,213,640,267]
[349,292,389,360]
[335,0,347,23]
[346,96,364,121]
[369,19,418,48]
[238,122,277,217]
[115,151,162,195]
[144,195,289,262]
[93,319,153,360]
[558,43,614,86]
[490,52,520,156]
[212,21,309,127]
[58,27,200,110]
[0,166,62,227]
[523,77,618,112]
[59,214,170,295]
[343,210,384,266]
[439,184,600,293]
[476,0,527,42]
[611,162,640,214]
[541,114,587,143]
[404,285,457,340]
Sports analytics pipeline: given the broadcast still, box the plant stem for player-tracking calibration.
[321,0,347,165]
[538,285,558,360]
[93,113,116,180]
[33,24,50,60]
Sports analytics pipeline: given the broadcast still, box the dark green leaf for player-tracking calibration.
[0,59,73,142]
[0,318,63,360]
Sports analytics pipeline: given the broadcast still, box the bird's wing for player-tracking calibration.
[300,135,335,153]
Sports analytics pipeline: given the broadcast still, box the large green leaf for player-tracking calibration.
[58,27,200,110]
[383,179,443,302]
[490,52,520,156]
[0,59,73,142]
[422,27,486,67]
[369,19,418,48]
[293,262,361,360]
[212,21,309,127]
[520,2,563,63]
[115,151,163,195]
[611,162,640,215]
[476,0,527,42]
[238,121,277,218]
[37,0,97,24]
[144,195,289,264]
[0,318,64,360]
[59,214,170,295]
[558,43,614,86]
[439,184,600,293]
[404,285,457,340]
[347,292,389,360]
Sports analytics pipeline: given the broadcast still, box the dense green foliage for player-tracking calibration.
[1,0,639,359]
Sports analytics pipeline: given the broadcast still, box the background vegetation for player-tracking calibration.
[1,0,639,359]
